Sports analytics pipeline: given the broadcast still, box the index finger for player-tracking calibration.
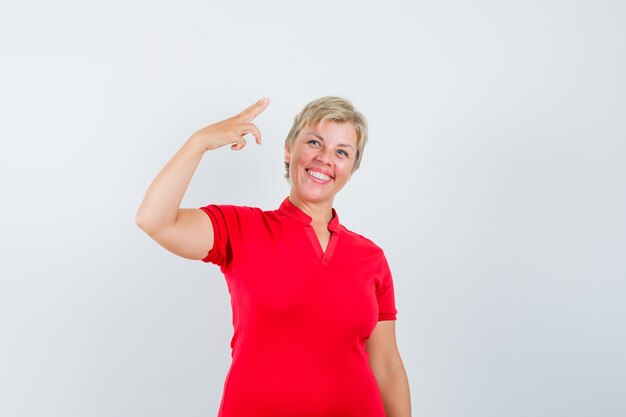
[238,97,270,122]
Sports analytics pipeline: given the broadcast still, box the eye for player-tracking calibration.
[337,149,349,158]
[307,139,321,147]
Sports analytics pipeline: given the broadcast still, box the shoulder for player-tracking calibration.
[339,224,386,257]
[199,203,266,226]
[200,203,263,215]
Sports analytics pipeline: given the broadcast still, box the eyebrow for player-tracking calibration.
[307,132,354,149]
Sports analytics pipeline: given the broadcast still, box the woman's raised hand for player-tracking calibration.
[191,97,270,152]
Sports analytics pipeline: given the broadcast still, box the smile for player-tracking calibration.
[306,169,332,181]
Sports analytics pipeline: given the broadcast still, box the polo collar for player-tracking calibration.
[278,197,341,233]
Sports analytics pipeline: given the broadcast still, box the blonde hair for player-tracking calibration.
[284,96,368,179]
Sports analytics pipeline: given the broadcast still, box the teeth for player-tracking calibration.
[307,169,331,181]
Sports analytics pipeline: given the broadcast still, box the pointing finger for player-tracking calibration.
[238,97,270,122]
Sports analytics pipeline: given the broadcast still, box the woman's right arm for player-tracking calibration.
[135,97,269,260]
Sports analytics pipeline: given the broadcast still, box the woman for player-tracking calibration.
[135,96,412,417]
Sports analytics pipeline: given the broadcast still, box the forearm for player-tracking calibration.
[376,363,412,417]
[135,98,268,234]
[135,135,205,233]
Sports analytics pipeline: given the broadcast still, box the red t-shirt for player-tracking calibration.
[200,197,398,417]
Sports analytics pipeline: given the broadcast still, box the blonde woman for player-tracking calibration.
[136,96,411,417]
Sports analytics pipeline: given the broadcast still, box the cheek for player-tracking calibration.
[293,148,315,164]
[338,159,355,173]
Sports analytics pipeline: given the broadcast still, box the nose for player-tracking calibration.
[315,147,333,165]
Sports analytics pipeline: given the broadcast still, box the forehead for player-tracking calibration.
[299,120,358,145]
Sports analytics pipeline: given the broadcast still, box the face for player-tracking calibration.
[284,120,358,206]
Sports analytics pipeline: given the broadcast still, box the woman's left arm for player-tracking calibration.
[366,320,412,417]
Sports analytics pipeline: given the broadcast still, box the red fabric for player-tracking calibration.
[199,197,397,417]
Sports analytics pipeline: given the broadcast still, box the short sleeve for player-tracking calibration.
[198,204,258,271]
[376,254,398,321]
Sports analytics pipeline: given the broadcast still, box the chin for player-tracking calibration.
[300,192,332,204]
[292,186,332,204]
[301,187,343,204]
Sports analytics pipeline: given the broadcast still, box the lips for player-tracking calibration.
[306,169,332,181]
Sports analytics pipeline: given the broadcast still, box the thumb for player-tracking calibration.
[231,138,247,151]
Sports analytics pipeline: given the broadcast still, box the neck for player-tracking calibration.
[288,191,334,225]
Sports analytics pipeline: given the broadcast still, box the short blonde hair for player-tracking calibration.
[284,96,368,179]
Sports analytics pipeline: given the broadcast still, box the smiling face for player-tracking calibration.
[285,120,358,207]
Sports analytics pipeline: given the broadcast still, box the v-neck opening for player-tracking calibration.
[304,226,338,264]
[277,197,341,264]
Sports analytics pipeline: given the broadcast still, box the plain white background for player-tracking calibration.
[1,1,625,416]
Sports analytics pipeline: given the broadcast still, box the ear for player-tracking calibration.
[284,145,291,164]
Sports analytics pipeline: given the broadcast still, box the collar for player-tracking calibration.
[278,197,341,233]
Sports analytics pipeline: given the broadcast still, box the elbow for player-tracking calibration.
[135,215,148,234]
[135,210,174,237]
[135,211,155,235]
